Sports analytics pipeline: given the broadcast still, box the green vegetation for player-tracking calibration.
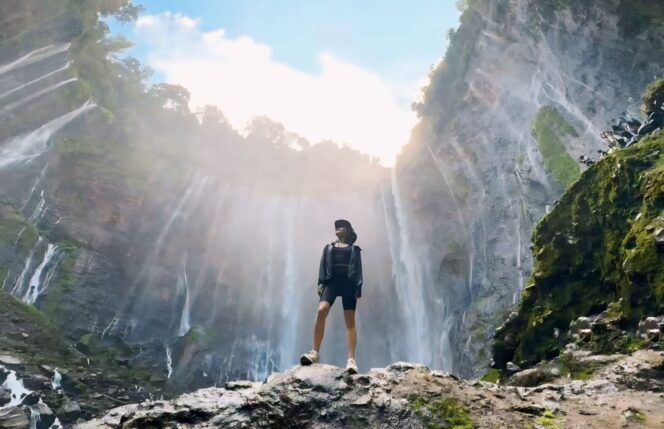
[0,204,39,255]
[535,409,560,429]
[642,78,664,115]
[532,106,581,189]
[494,128,664,368]
[410,396,475,429]
[480,369,501,383]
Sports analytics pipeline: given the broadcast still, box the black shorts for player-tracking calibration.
[319,277,357,310]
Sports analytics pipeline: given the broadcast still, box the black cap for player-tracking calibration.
[334,219,352,229]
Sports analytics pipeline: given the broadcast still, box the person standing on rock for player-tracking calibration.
[300,219,363,374]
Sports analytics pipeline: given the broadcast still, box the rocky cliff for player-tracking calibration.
[394,0,664,376]
[77,348,664,429]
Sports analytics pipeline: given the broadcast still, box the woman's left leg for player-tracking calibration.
[343,310,357,359]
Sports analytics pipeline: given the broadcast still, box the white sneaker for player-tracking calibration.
[300,350,320,365]
[346,358,358,374]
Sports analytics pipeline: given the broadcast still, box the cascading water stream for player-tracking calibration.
[0,61,72,101]
[177,252,191,337]
[0,101,96,171]
[389,169,435,366]
[9,237,43,295]
[0,44,70,76]
[278,196,303,372]
[1,78,78,114]
[23,243,58,305]
[165,346,173,379]
[0,365,62,429]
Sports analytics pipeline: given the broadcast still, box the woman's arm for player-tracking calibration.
[318,244,328,287]
[355,248,363,298]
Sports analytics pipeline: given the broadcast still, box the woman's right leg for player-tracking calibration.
[314,301,331,352]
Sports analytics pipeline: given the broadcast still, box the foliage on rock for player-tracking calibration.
[494,130,664,368]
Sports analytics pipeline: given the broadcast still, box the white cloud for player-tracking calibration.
[133,12,419,166]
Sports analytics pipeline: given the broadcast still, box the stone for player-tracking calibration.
[642,317,661,331]
[574,317,591,330]
[29,403,55,429]
[0,388,11,406]
[57,399,82,423]
[506,362,521,373]
[0,367,9,385]
[509,367,557,387]
[0,406,29,429]
[19,392,40,406]
[22,375,50,391]
[655,228,664,251]
[578,329,593,342]
[0,356,22,368]
[646,329,661,342]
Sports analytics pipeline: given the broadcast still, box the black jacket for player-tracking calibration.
[318,242,363,296]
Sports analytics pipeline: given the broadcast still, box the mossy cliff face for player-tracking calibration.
[493,132,664,368]
[396,0,664,376]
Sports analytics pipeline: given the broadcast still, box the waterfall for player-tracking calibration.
[9,237,43,295]
[165,346,173,379]
[51,369,62,391]
[23,243,58,305]
[0,101,96,171]
[28,190,47,222]
[0,61,71,101]
[0,44,70,76]
[389,169,434,366]
[1,78,78,114]
[278,196,302,371]
[0,365,62,429]
[177,252,191,337]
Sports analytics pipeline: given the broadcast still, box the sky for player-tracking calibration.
[112,1,461,166]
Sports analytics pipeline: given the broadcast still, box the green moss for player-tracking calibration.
[494,130,664,368]
[642,79,664,114]
[0,204,38,255]
[532,106,581,189]
[535,410,560,429]
[410,397,475,429]
[480,369,501,383]
[618,336,647,354]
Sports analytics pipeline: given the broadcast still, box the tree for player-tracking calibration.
[148,84,191,114]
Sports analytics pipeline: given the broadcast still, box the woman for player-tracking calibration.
[300,219,363,374]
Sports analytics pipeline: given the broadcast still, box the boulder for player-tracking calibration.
[0,367,9,385]
[22,375,50,391]
[19,392,40,406]
[0,388,12,406]
[0,356,22,368]
[28,403,55,429]
[57,400,82,423]
[506,362,522,373]
[0,406,29,429]
[509,367,557,387]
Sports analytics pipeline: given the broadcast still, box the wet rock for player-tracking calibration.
[22,375,50,391]
[0,406,29,429]
[0,367,9,385]
[57,399,82,423]
[28,403,55,429]
[0,356,22,368]
[0,388,11,406]
[19,392,40,406]
[506,362,522,373]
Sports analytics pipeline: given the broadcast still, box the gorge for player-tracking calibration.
[0,0,663,427]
